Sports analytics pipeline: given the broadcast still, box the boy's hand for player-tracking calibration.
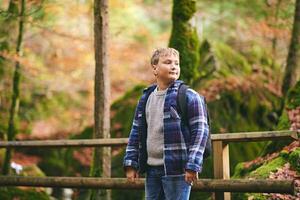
[185,170,198,185]
[125,167,139,182]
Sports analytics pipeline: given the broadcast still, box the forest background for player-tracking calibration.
[0,0,299,199]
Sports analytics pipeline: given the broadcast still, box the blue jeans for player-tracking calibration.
[145,166,191,200]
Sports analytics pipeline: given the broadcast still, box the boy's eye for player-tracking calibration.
[162,60,179,65]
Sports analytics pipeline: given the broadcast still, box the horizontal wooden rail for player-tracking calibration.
[0,176,295,194]
[212,130,299,142]
[0,130,297,148]
[0,138,129,148]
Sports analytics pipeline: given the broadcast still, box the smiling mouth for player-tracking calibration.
[169,72,178,75]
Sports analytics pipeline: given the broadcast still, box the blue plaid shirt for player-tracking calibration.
[123,80,209,176]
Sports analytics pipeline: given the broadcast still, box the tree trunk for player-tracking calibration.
[282,0,300,97]
[88,0,111,199]
[0,0,19,141]
[271,0,282,68]
[169,0,200,86]
[2,0,26,175]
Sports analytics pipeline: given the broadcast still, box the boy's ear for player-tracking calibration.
[152,65,158,76]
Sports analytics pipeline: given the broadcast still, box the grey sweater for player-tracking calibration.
[145,87,167,166]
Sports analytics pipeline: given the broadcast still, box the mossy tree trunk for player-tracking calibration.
[270,0,283,68]
[0,0,19,140]
[88,0,111,199]
[282,0,300,97]
[2,0,26,175]
[263,81,300,155]
[0,0,19,45]
[169,0,200,86]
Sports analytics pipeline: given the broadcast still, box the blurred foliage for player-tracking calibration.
[111,84,146,138]
[208,90,280,173]
[0,187,50,200]
[196,0,295,43]
[0,0,299,199]
[17,84,146,199]
[110,0,169,44]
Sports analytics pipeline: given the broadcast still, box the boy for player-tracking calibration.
[123,48,209,200]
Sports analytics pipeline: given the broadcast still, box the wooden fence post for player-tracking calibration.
[213,140,231,200]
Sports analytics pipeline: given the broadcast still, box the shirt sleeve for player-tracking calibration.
[123,101,141,170]
[185,89,209,173]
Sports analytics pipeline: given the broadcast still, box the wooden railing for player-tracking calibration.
[0,130,297,148]
[0,176,295,193]
[0,130,298,200]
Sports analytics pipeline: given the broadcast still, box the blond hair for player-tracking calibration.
[150,48,179,66]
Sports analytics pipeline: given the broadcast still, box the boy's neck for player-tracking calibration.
[156,80,175,91]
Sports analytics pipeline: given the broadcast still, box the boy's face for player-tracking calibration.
[152,53,180,85]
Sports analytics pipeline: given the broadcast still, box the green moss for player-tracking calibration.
[172,0,196,21]
[232,161,263,179]
[38,150,69,176]
[195,40,216,84]
[208,86,279,134]
[245,193,267,200]
[232,163,247,178]
[71,126,93,139]
[232,192,268,200]
[20,165,45,177]
[262,81,300,156]
[232,150,296,199]
[288,148,300,173]
[279,150,290,159]
[286,81,300,110]
[32,148,82,177]
[21,91,70,120]
[232,148,287,179]
[169,0,200,85]
[213,42,252,76]
[277,111,291,130]
[249,156,286,178]
[0,187,50,200]
[111,84,146,138]
[18,90,87,135]
[207,86,281,172]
